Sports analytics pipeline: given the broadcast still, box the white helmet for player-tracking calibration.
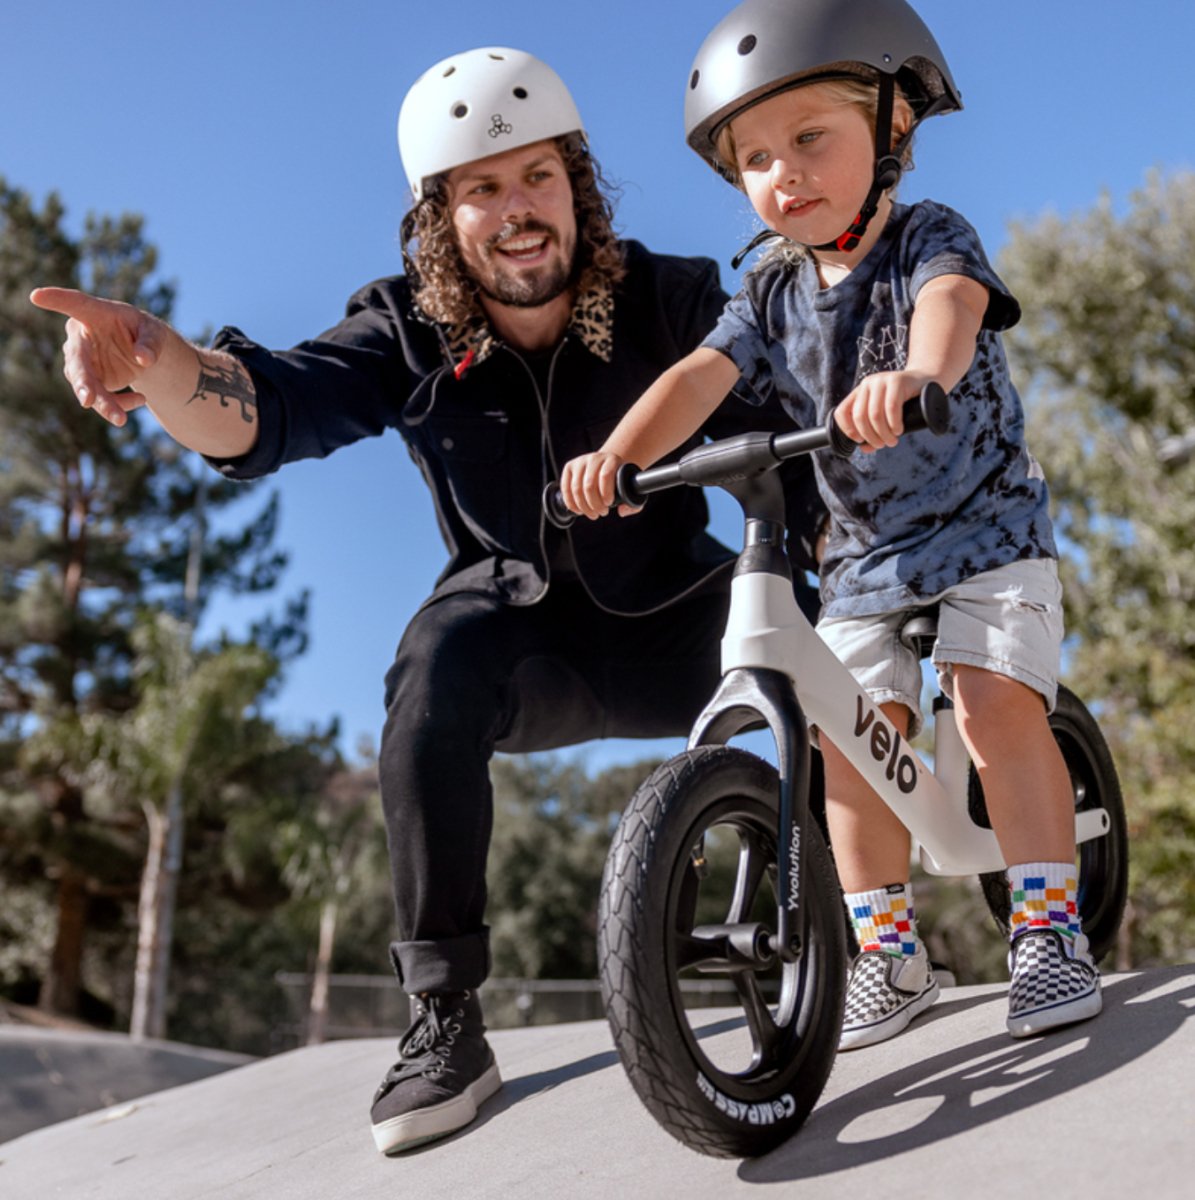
[398,47,585,200]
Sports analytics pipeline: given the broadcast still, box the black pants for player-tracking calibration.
[378,581,731,995]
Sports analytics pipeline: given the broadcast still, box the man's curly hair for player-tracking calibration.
[402,132,626,326]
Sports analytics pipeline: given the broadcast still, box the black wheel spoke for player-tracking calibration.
[674,929,723,972]
[728,828,771,923]
[732,970,782,1069]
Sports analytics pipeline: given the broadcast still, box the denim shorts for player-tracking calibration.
[816,558,1064,738]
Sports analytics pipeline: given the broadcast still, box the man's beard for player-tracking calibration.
[474,220,576,309]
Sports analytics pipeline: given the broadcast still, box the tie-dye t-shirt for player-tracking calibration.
[703,200,1056,618]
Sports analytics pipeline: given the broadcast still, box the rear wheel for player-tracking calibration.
[598,745,846,1158]
[978,685,1128,961]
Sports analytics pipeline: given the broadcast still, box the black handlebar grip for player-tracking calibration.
[542,466,649,529]
[542,483,577,529]
[913,380,950,435]
[825,381,950,458]
[614,461,647,510]
[826,415,858,458]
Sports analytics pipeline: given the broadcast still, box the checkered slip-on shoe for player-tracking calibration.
[839,944,940,1050]
[1007,928,1102,1038]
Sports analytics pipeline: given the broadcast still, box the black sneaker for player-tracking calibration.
[1007,929,1101,1038]
[839,943,940,1050]
[370,990,502,1154]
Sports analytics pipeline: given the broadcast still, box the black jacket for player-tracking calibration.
[210,240,821,614]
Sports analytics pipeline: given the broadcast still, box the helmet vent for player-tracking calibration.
[689,69,700,90]
[442,66,456,78]
[513,86,528,99]
[452,103,469,119]
[737,35,757,55]
[488,53,505,61]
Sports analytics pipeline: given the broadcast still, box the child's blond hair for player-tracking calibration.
[714,75,916,189]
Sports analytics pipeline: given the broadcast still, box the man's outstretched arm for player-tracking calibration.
[30,286,259,459]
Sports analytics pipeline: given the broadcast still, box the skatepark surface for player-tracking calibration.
[2,965,1193,1199]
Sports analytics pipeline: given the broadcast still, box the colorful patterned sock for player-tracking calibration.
[1007,861,1079,942]
[845,882,920,958]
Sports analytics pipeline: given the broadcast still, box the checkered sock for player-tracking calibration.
[845,882,920,958]
[1007,861,1079,942]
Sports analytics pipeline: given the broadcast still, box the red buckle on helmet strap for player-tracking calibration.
[836,220,864,253]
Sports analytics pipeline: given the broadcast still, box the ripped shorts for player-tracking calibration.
[816,558,1064,739]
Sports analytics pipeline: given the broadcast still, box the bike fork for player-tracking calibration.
[689,667,813,964]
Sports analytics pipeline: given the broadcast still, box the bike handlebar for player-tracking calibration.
[544,382,950,530]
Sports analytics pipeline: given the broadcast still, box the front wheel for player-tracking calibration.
[979,684,1129,961]
[598,745,846,1159]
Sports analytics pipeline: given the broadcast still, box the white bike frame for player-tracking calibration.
[711,569,1111,876]
[546,384,1111,962]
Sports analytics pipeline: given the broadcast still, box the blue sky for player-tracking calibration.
[5,1,1194,770]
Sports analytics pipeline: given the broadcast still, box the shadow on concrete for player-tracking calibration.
[1,970,1192,1199]
[742,968,1195,1183]
[451,1011,757,1139]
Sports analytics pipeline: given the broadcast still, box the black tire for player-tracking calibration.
[598,745,846,1158]
[978,684,1129,962]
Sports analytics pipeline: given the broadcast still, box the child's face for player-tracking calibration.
[729,83,881,255]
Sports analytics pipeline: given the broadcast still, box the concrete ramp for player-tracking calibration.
[2,967,1194,1199]
[0,1026,250,1145]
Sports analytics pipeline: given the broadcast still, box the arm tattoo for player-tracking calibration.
[187,355,257,424]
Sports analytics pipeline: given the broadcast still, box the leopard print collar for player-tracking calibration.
[440,280,614,375]
[565,282,614,362]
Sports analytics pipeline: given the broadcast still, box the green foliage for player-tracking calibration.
[0,179,315,1019]
[1000,169,1195,964]
[0,873,57,996]
[80,613,277,807]
[486,755,658,980]
[0,179,298,725]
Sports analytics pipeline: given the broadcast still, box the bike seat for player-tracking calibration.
[898,607,939,659]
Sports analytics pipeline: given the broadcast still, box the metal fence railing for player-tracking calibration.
[273,972,749,1049]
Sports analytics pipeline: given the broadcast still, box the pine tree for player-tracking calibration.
[0,179,299,1016]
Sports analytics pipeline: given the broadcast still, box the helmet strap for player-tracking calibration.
[730,75,938,269]
[731,227,785,271]
[811,74,904,255]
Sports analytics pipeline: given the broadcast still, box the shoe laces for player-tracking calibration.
[377,992,468,1095]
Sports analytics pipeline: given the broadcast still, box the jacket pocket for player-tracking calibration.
[427,412,513,552]
[428,411,509,463]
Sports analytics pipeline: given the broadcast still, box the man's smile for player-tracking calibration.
[468,214,574,310]
[496,236,550,261]
[489,225,555,264]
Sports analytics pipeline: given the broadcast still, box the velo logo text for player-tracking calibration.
[853,696,918,794]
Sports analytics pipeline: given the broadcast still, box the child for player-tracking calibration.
[561,0,1101,1048]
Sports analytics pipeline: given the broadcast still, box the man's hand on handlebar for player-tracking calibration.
[560,449,641,520]
[833,370,936,454]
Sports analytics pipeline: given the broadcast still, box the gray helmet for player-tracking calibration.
[685,0,961,255]
[685,0,961,179]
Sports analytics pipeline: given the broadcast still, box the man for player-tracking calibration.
[32,46,821,1153]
